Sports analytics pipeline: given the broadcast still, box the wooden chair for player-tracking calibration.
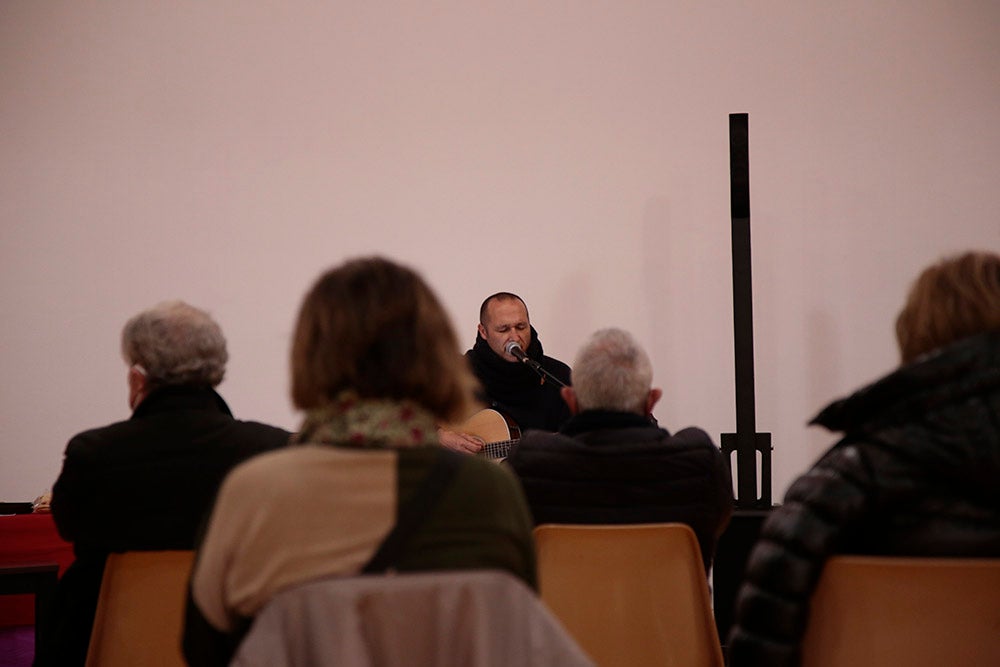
[85,550,195,667]
[801,555,1000,667]
[533,523,723,667]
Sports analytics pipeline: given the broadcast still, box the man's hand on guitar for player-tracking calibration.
[437,428,484,454]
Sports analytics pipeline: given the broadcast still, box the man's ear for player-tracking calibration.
[477,323,487,340]
[127,366,148,410]
[645,388,663,416]
[560,386,579,414]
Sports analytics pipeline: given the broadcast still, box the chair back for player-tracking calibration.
[85,550,195,667]
[801,555,1000,667]
[230,569,594,667]
[533,523,723,667]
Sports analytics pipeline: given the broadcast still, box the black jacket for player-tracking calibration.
[465,326,572,433]
[506,409,734,572]
[42,385,290,667]
[728,332,1000,666]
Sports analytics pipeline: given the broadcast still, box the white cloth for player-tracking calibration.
[230,570,595,667]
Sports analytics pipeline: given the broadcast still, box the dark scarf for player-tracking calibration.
[560,410,660,436]
[467,326,555,401]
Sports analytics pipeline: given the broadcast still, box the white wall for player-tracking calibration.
[2,2,998,503]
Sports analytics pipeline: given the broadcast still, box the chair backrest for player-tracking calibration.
[85,550,195,667]
[230,569,595,667]
[533,523,723,667]
[801,555,1000,667]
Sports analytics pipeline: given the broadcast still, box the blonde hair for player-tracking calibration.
[895,251,1000,364]
[290,257,476,422]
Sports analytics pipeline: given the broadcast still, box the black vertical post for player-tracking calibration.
[721,113,772,509]
[715,114,774,647]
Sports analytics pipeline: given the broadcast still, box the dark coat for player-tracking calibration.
[465,326,572,433]
[728,332,1000,667]
[506,409,734,572]
[41,385,290,667]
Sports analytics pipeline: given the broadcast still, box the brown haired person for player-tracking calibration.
[183,258,537,665]
[728,251,1000,666]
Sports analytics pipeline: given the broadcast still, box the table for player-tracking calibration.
[0,513,75,627]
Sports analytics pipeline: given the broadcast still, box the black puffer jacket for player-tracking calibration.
[728,332,1000,667]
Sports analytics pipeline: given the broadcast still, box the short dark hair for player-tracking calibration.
[895,251,1000,363]
[478,292,528,326]
[291,257,476,422]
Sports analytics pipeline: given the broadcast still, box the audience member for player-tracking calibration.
[440,292,571,454]
[42,301,290,667]
[506,327,733,573]
[728,250,1000,666]
[183,258,538,665]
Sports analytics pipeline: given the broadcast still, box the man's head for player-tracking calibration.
[290,256,475,423]
[895,250,1000,364]
[562,328,661,416]
[121,300,228,409]
[477,292,532,362]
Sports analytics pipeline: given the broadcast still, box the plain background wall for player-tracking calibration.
[2,2,998,503]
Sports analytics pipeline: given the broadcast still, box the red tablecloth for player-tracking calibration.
[0,513,74,626]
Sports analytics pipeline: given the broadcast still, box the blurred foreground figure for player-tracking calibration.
[43,301,290,666]
[184,257,537,665]
[728,251,1000,666]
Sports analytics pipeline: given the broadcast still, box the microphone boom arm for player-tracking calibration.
[505,341,566,388]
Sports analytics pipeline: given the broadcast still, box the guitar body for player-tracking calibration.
[454,409,521,461]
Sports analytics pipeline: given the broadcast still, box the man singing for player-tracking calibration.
[439,292,571,454]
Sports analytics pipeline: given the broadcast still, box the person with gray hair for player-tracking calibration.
[121,300,228,391]
[41,301,290,667]
[120,300,229,409]
[569,328,659,414]
[506,327,733,573]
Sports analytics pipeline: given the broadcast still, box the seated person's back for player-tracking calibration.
[184,258,537,666]
[506,327,733,572]
[728,250,1000,666]
[42,301,290,667]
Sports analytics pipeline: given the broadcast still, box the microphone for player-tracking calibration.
[504,341,529,362]
[503,340,567,388]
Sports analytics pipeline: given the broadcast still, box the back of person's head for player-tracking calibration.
[572,328,653,414]
[895,250,1000,364]
[291,256,475,422]
[121,300,228,389]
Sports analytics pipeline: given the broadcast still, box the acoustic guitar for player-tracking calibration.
[453,409,521,461]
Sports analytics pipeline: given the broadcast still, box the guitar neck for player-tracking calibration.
[480,438,518,460]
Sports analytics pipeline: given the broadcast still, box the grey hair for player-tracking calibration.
[121,300,228,388]
[572,328,653,413]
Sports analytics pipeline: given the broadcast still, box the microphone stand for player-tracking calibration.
[521,357,567,388]
[507,342,568,388]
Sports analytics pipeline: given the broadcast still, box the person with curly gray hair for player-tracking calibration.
[120,300,229,408]
[41,301,290,667]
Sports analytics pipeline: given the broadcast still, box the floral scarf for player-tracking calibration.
[290,391,440,449]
